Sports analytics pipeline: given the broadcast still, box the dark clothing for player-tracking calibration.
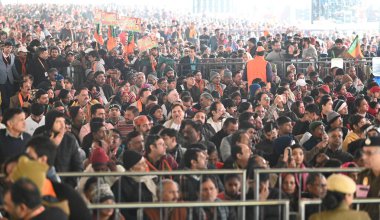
[0,129,31,165]
[97,84,114,102]
[47,56,69,73]
[59,28,76,41]
[211,129,229,154]
[201,124,216,141]
[111,176,155,220]
[292,120,309,136]
[178,56,200,76]
[31,207,68,220]
[255,138,275,162]
[28,57,50,87]
[303,136,321,151]
[167,144,186,166]
[182,84,201,103]
[357,169,380,220]
[36,130,83,187]
[52,181,91,220]
[246,188,285,220]
[347,139,365,156]
[324,148,353,164]
[301,192,322,220]
[202,198,231,220]
[61,60,86,89]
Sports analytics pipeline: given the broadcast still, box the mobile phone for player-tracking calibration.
[287,148,293,164]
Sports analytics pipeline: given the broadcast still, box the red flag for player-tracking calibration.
[94,23,104,45]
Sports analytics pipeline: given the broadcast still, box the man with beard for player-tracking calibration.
[265,40,286,77]
[325,111,348,139]
[9,79,31,110]
[179,119,216,150]
[130,72,150,95]
[47,46,68,73]
[29,47,50,88]
[192,110,214,138]
[133,115,152,138]
[57,89,72,108]
[93,71,114,104]
[325,127,353,163]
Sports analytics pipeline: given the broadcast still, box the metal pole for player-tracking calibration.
[254,169,260,220]
[241,170,247,220]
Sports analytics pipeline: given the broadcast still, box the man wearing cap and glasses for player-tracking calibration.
[0,41,19,112]
[357,136,380,219]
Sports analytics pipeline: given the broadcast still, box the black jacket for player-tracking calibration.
[28,57,50,87]
[111,176,155,220]
[52,181,91,220]
[34,128,83,187]
[178,56,200,76]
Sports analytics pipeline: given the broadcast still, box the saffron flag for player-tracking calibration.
[107,25,117,51]
[94,23,104,45]
[126,34,135,54]
[347,35,364,59]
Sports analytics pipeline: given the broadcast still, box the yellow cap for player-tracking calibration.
[327,174,356,194]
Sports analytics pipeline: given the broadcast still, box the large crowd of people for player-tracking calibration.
[1,2,380,220]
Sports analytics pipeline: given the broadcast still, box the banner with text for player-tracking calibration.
[137,36,158,52]
[119,17,141,32]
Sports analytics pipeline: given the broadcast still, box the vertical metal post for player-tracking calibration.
[241,170,247,220]
[254,169,260,220]
[284,201,290,220]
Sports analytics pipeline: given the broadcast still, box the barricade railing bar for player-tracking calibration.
[57,169,246,177]
[88,200,290,220]
[299,198,380,220]
[57,170,248,219]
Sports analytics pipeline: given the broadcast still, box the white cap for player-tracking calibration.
[84,48,94,54]
[296,79,307,87]
[17,46,28,53]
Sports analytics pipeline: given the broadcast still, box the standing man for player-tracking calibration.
[244,46,272,88]
[357,137,380,219]
[0,108,31,165]
[0,41,19,111]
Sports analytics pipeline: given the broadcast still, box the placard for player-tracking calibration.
[137,37,158,52]
[101,12,118,26]
[331,58,343,69]
[120,17,141,32]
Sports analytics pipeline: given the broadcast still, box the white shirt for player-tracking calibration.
[25,116,45,135]
[206,117,226,133]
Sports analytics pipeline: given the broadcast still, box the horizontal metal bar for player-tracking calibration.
[300,198,380,205]
[254,167,363,175]
[58,169,246,177]
[88,200,290,209]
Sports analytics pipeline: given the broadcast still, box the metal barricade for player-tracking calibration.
[299,198,380,220]
[175,58,244,79]
[252,168,364,220]
[88,200,290,220]
[58,170,247,219]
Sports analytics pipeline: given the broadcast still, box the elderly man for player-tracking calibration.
[144,179,187,219]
